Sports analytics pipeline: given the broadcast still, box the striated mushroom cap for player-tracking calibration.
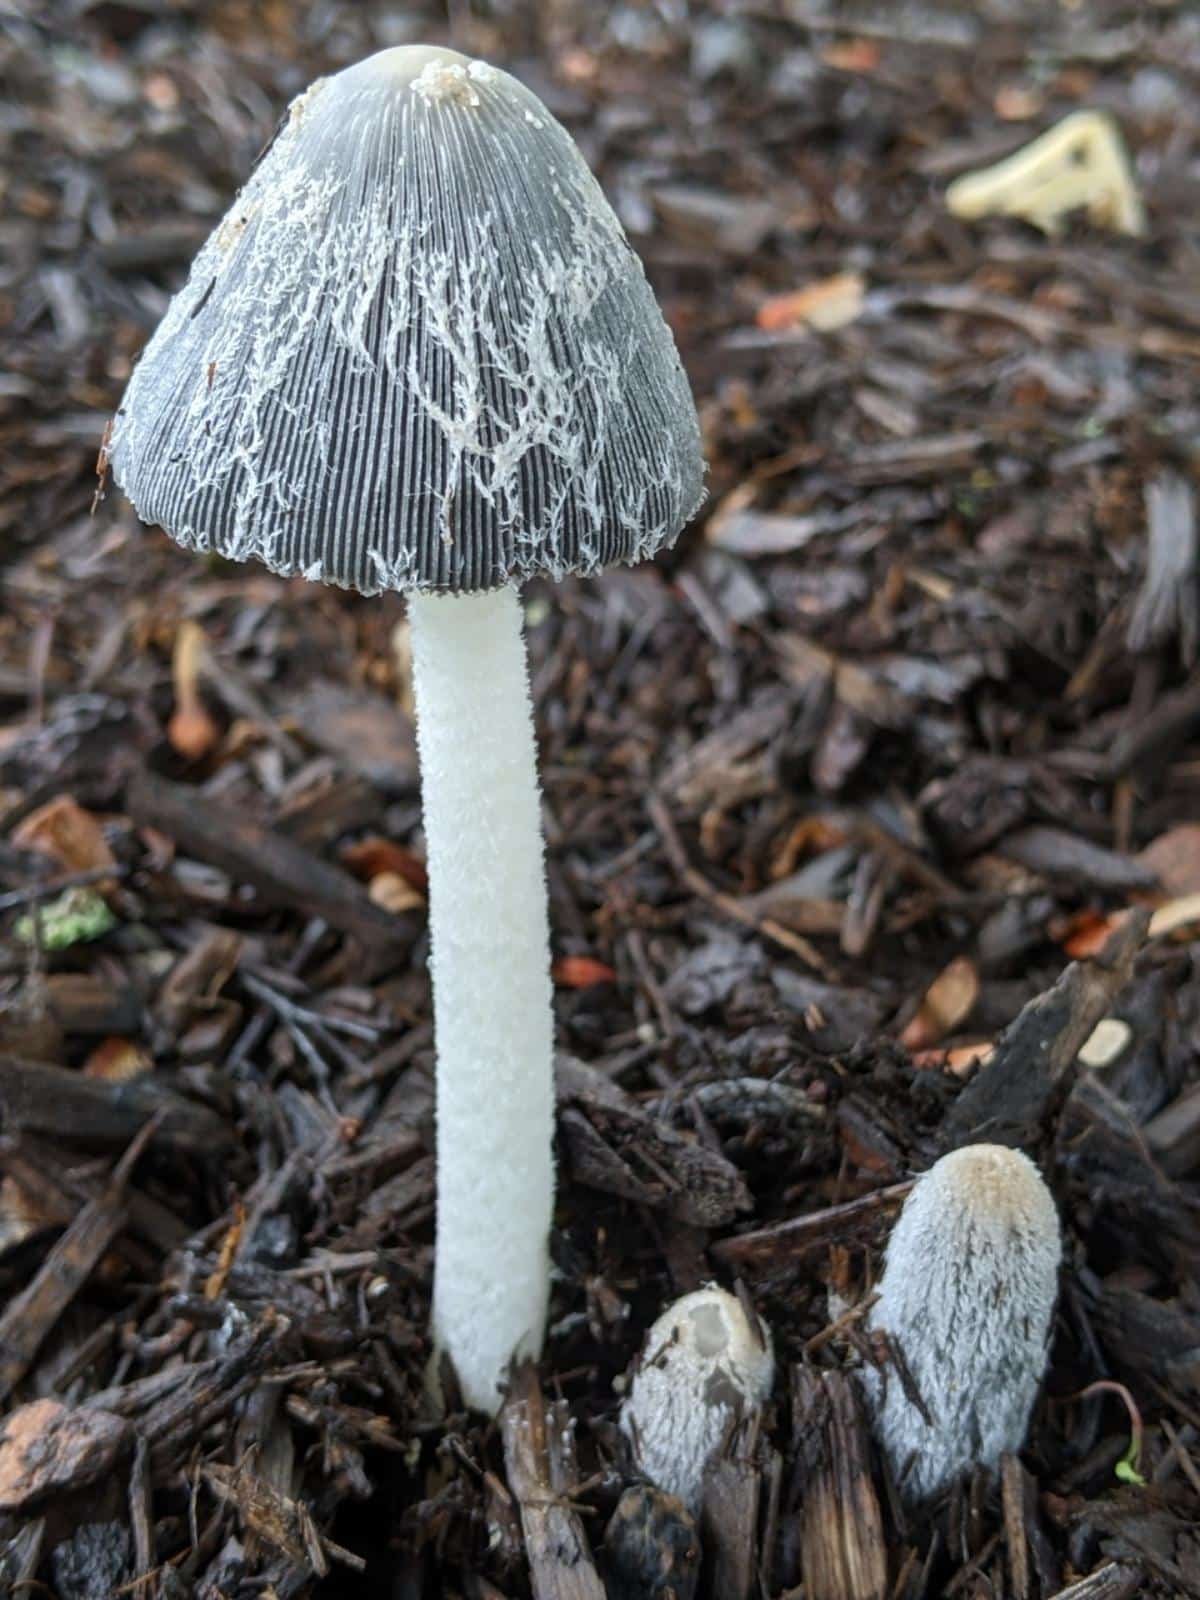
[620,1286,773,1513]
[860,1143,1061,1504]
[109,46,704,595]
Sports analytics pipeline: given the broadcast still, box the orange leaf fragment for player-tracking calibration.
[13,795,116,876]
[83,1037,151,1082]
[821,38,881,73]
[205,1201,246,1301]
[756,272,865,334]
[1061,909,1129,959]
[552,956,617,989]
[342,837,428,893]
[900,956,980,1050]
[911,1042,994,1078]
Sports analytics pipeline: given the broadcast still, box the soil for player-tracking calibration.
[1,2,1199,1596]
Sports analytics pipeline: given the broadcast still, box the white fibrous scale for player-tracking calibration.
[859,1144,1062,1504]
[108,45,703,595]
[621,1287,774,1512]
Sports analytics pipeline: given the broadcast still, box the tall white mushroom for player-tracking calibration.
[859,1144,1062,1503]
[108,46,704,1412]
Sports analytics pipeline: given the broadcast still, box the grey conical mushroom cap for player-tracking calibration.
[109,46,704,594]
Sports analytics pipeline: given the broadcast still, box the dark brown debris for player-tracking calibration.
[604,1484,700,1600]
[1,0,1198,1595]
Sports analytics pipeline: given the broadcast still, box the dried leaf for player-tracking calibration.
[82,1037,152,1082]
[367,871,425,913]
[820,39,880,73]
[1138,824,1200,899]
[900,955,979,1049]
[13,795,115,875]
[341,836,428,892]
[1061,909,1130,959]
[552,956,618,989]
[757,272,865,334]
[911,1042,995,1078]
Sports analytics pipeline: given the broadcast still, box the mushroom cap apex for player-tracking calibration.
[921,1142,1058,1232]
[358,42,474,78]
[345,44,495,98]
[640,1286,773,1387]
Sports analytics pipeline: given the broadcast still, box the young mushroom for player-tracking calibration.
[859,1144,1061,1503]
[620,1286,774,1513]
[107,46,704,1412]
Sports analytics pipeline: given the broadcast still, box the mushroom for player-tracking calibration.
[107,45,704,1412]
[859,1144,1061,1503]
[620,1286,774,1512]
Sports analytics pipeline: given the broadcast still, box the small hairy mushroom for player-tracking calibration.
[859,1143,1061,1504]
[620,1286,774,1512]
[108,45,703,1412]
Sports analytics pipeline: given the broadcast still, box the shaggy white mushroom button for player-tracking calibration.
[859,1143,1062,1503]
[620,1286,774,1513]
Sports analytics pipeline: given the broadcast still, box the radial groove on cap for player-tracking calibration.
[109,47,704,594]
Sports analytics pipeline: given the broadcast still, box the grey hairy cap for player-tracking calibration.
[859,1144,1061,1504]
[109,47,704,594]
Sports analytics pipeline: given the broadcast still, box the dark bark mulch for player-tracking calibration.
[1,1,1199,1595]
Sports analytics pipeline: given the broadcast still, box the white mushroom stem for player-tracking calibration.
[408,583,554,1414]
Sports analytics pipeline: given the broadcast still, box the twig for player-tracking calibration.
[0,864,128,913]
[647,790,836,978]
[0,1114,160,1404]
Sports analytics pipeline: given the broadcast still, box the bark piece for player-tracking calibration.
[1128,471,1197,662]
[557,1055,751,1227]
[711,1182,911,1277]
[942,911,1147,1149]
[42,973,142,1036]
[790,1368,887,1600]
[0,1400,131,1512]
[0,1119,155,1404]
[1047,1563,1143,1600]
[501,1363,605,1600]
[288,683,419,795]
[698,1412,766,1600]
[996,827,1156,893]
[0,1053,231,1156]
[126,770,412,966]
[202,1461,365,1578]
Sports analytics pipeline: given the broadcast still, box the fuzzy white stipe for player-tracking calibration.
[860,1144,1061,1504]
[410,584,553,1413]
[621,1287,774,1512]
